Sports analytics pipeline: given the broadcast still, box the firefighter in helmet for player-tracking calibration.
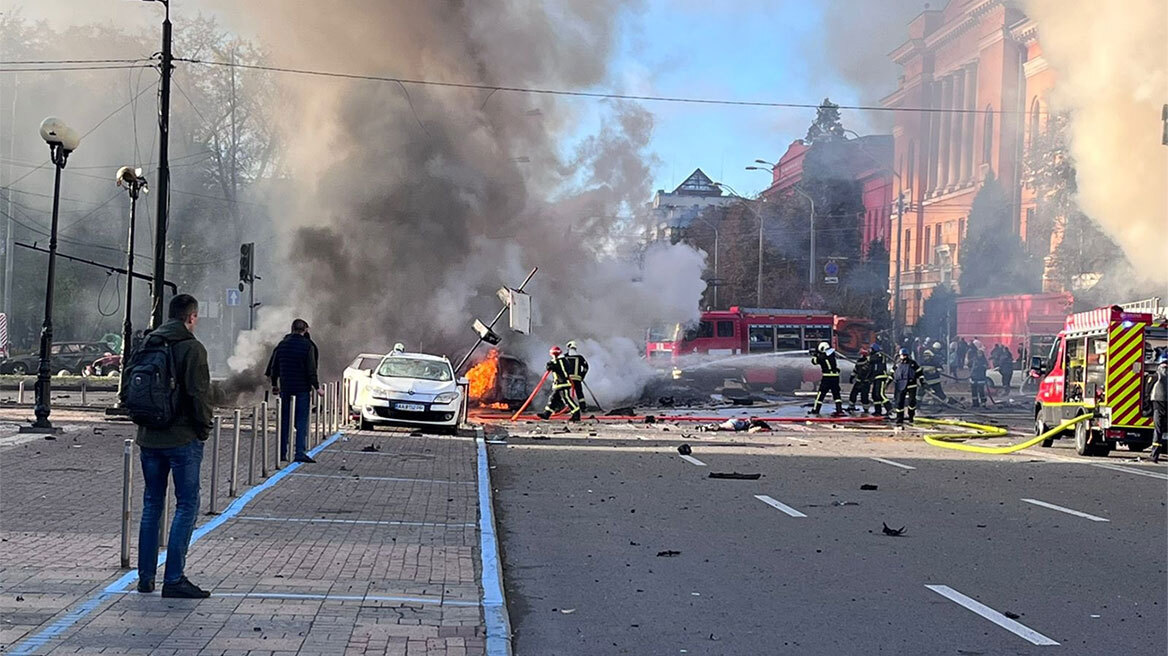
[869,342,892,416]
[538,346,581,421]
[810,341,844,416]
[919,349,947,402]
[893,347,923,425]
[564,340,590,411]
[847,346,874,414]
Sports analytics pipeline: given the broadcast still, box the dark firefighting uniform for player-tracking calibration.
[564,352,589,410]
[869,350,892,416]
[893,356,922,424]
[920,354,947,401]
[848,353,873,410]
[1150,362,1166,461]
[542,356,580,419]
[969,352,989,407]
[811,350,843,415]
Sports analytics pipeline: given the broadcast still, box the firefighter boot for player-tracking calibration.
[569,410,582,422]
[536,411,551,420]
[831,402,845,417]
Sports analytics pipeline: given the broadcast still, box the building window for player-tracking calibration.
[903,229,911,269]
[983,105,994,166]
[923,226,931,265]
[1029,97,1042,148]
[935,226,942,250]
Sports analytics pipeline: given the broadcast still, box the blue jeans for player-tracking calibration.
[280,391,311,459]
[138,439,204,585]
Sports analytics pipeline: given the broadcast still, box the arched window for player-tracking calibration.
[982,105,994,166]
[1029,97,1042,148]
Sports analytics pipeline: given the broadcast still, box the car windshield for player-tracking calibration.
[648,323,679,342]
[377,358,453,381]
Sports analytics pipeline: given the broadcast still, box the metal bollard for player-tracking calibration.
[326,382,333,434]
[120,439,133,569]
[229,408,241,496]
[81,378,87,406]
[315,393,322,445]
[286,396,294,462]
[260,401,269,477]
[18,380,25,404]
[248,405,258,486]
[159,483,171,548]
[208,417,222,514]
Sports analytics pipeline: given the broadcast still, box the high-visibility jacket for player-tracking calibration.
[812,351,840,377]
[852,355,873,382]
[921,358,942,385]
[564,354,589,382]
[546,357,574,388]
[870,351,891,379]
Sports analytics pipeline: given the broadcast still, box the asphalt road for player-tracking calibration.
[487,417,1167,655]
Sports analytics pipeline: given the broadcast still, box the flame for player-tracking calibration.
[467,348,500,401]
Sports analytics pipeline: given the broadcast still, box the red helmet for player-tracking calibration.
[549,345,562,357]
[860,347,870,355]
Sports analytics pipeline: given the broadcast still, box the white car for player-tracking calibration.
[343,352,385,413]
[358,352,465,434]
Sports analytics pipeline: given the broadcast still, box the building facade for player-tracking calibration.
[881,0,1055,324]
[647,169,737,242]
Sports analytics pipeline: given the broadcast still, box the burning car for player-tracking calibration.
[357,352,464,434]
[465,348,530,409]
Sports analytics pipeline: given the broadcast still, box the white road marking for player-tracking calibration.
[678,454,707,466]
[1021,498,1109,522]
[925,585,1059,646]
[236,515,475,528]
[754,494,807,518]
[870,457,916,470]
[1091,463,1168,480]
[289,472,473,485]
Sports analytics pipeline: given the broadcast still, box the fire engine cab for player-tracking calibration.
[1032,305,1168,456]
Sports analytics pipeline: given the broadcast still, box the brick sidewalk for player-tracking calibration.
[0,414,489,655]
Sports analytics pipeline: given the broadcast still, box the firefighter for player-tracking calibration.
[969,348,989,408]
[869,342,892,416]
[920,349,947,402]
[537,346,581,422]
[847,347,873,414]
[1150,353,1167,463]
[810,342,844,416]
[564,340,590,411]
[893,347,922,425]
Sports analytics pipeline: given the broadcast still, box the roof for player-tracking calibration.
[671,169,722,197]
[384,351,451,364]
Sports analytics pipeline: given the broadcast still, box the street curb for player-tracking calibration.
[476,436,513,656]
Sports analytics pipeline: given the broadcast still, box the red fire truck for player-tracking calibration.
[647,307,836,389]
[1032,305,1168,456]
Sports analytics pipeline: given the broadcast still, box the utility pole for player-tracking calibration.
[893,191,906,343]
[149,0,173,328]
[2,76,16,329]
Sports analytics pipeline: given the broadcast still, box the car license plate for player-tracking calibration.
[395,402,426,412]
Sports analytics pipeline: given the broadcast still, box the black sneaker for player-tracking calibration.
[294,455,316,464]
[137,579,154,593]
[161,577,210,599]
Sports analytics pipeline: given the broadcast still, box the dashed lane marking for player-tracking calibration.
[925,584,1059,646]
[678,454,707,466]
[1091,463,1168,480]
[870,457,916,470]
[1021,498,1109,522]
[754,494,807,518]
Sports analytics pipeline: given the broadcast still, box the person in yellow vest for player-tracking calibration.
[810,342,844,417]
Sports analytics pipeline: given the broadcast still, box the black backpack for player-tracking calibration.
[123,334,190,429]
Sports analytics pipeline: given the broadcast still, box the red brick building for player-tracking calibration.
[881,0,1055,325]
[760,136,895,257]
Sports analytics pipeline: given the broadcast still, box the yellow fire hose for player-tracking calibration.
[918,414,1092,455]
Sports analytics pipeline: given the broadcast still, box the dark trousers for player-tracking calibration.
[138,439,204,585]
[1001,368,1014,389]
[970,381,987,407]
[924,382,946,401]
[571,380,587,411]
[1155,400,1167,446]
[280,390,311,459]
[848,379,871,406]
[872,376,891,415]
[812,375,842,413]
[895,385,917,423]
[545,384,580,416]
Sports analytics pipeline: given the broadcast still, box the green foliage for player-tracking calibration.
[959,174,1041,297]
[917,282,956,342]
[804,98,846,145]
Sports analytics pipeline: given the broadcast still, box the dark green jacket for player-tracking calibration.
[134,319,214,449]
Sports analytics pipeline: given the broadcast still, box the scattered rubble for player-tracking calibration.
[881,523,906,537]
[708,472,761,480]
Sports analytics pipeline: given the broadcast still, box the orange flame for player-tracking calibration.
[467,349,500,401]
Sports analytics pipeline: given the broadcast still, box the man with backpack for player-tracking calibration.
[266,319,322,462]
[122,294,213,599]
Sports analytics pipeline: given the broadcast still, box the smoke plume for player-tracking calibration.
[1023,0,1168,278]
[212,1,705,402]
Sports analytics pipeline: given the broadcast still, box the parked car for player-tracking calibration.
[84,353,122,377]
[356,351,465,434]
[343,352,385,412]
[1,341,111,375]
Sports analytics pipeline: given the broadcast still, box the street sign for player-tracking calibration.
[824,261,839,276]
[225,288,241,307]
[496,287,532,334]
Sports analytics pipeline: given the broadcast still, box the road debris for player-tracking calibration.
[606,407,636,416]
[708,472,761,480]
[360,444,379,452]
[677,444,692,455]
[560,608,577,614]
[656,550,681,557]
[881,522,906,536]
[860,484,878,491]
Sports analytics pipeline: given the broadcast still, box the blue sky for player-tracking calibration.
[607,0,920,197]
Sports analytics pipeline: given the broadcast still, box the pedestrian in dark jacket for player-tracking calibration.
[266,319,322,463]
[956,338,969,373]
[892,348,922,425]
[134,294,213,598]
[1150,355,1168,463]
[847,347,874,413]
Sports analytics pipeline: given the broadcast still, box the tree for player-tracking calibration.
[804,98,845,145]
[959,174,1041,297]
[837,240,892,330]
[917,282,956,343]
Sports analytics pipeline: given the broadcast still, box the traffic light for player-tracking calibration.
[239,242,255,288]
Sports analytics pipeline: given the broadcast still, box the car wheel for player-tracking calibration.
[106,367,120,377]
[1126,441,1152,452]
[1035,415,1054,448]
[57,369,72,377]
[360,417,374,431]
[10,363,28,375]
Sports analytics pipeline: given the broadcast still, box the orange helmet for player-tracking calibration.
[549,345,562,357]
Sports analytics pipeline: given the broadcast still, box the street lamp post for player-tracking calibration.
[790,186,816,291]
[114,167,147,407]
[713,182,765,306]
[27,118,80,432]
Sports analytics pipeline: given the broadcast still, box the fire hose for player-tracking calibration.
[918,414,1091,454]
